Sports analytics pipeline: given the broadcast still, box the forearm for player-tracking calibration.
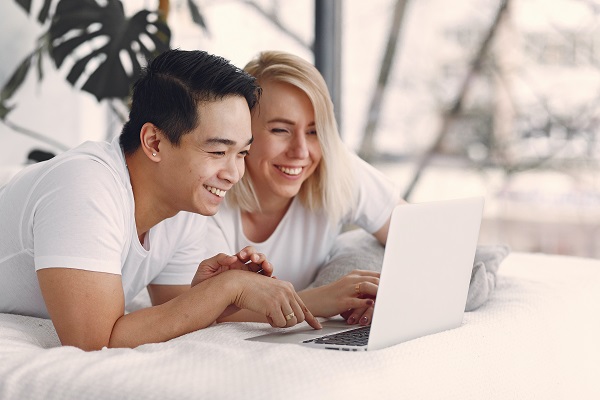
[298,286,326,317]
[217,308,267,324]
[109,277,233,348]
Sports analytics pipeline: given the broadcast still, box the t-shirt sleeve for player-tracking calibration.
[33,158,128,274]
[150,213,207,286]
[347,154,401,233]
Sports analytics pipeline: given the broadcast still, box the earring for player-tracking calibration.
[152,152,157,157]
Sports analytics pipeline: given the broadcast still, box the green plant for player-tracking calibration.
[1,0,207,148]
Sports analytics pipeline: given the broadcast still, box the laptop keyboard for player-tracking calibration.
[302,325,371,347]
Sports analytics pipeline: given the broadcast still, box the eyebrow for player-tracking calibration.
[204,137,254,146]
[268,118,315,126]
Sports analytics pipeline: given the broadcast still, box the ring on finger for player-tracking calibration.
[285,312,295,321]
[355,282,361,294]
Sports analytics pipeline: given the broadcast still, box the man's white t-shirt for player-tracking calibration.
[207,155,400,290]
[0,137,206,318]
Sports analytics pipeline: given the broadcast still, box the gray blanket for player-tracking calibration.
[308,229,510,311]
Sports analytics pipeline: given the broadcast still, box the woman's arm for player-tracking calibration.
[298,270,378,321]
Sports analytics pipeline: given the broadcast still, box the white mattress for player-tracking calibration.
[0,252,599,399]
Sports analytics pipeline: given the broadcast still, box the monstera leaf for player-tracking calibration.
[49,0,171,101]
[15,0,54,23]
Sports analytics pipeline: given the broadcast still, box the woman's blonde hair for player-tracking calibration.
[227,50,356,223]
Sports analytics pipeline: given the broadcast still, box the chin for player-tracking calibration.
[200,203,221,216]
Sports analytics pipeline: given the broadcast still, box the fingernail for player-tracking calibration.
[366,299,374,306]
[360,316,369,324]
[348,316,356,324]
[240,251,246,258]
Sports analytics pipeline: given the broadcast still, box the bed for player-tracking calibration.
[0,252,599,399]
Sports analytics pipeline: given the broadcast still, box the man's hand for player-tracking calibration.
[191,246,273,287]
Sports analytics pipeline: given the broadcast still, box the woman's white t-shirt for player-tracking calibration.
[207,155,400,290]
[0,137,206,318]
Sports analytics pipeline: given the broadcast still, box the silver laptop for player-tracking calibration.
[246,196,484,351]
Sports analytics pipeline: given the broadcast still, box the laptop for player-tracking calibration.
[246,196,484,351]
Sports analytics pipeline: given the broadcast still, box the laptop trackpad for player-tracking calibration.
[246,319,354,344]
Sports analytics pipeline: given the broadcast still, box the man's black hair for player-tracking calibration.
[120,49,260,154]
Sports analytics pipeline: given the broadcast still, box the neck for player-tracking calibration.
[125,151,176,238]
[241,196,294,243]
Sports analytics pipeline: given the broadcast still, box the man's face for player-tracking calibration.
[157,95,252,216]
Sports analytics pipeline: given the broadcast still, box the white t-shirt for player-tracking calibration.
[207,155,400,290]
[0,137,206,318]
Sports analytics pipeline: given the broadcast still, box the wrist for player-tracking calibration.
[210,269,244,306]
[298,286,323,316]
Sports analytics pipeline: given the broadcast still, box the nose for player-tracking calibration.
[220,156,243,184]
[287,133,309,159]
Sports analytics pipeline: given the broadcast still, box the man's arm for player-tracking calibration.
[38,266,321,351]
[38,268,232,351]
[147,284,188,306]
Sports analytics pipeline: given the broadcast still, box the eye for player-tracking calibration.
[307,130,318,136]
[209,151,226,156]
[271,128,289,135]
[239,150,250,157]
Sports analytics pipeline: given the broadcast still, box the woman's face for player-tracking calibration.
[245,80,323,206]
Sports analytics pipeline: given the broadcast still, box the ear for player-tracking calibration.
[139,123,161,162]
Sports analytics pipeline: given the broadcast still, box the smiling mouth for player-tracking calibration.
[204,185,226,198]
[277,166,303,176]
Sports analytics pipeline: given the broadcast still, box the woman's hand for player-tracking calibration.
[191,246,273,287]
[300,270,379,325]
[225,270,322,329]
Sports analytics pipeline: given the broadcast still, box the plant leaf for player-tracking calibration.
[49,0,171,101]
[0,103,13,120]
[187,0,209,32]
[14,0,56,23]
[15,0,32,14]
[0,53,33,120]
[37,0,55,23]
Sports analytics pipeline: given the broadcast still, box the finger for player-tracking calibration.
[353,281,379,298]
[268,309,287,328]
[345,298,375,313]
[340,309,353,320]
[242,259,271,275]
[287,300,305,326]
[266,315,279,329]
[358,305,375,326]
[346,307,367,325]
[293,293,321,330]
[258,260,273,277]
[215,253,239,267]
[303,306,321,330]
[250,252,266,264]
[236,246,258,263]
[282,306,299,327]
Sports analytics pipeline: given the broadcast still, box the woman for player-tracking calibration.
[207,51,402,326]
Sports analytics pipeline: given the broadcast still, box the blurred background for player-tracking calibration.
[1,0,599,258]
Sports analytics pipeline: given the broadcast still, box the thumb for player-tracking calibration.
[215,254,239,267]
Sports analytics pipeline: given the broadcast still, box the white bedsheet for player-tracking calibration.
[0,252,599,400]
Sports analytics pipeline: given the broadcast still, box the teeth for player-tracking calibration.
[278,166,302,176]
[205,186,226,197]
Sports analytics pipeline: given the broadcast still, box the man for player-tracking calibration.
[0,49,320,351]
